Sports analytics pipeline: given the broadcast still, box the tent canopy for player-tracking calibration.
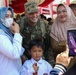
[9,0,53,13]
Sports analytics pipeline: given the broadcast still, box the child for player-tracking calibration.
[20,39,52,75]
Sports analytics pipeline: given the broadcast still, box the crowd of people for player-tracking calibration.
[0,1,76,75]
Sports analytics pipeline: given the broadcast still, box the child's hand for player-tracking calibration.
[33,63,39,72]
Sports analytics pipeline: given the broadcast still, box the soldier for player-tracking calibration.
[19,2,54,65]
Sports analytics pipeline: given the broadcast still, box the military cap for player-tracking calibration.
[24,2,39,14]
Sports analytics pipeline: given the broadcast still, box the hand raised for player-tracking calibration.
[56,45,72,67]
[33,63,39,72]
[10,21,20,34]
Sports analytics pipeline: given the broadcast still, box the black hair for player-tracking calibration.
[56,4,66,14]
[8,8,11,11]
[28,39,45,51]
[69,4,76,9]
[8,7,13,17]
[57,4,65,10]
[40,14,44,19]
[47,17,52,21]
[57,4,64,8]
[8,7,12,13]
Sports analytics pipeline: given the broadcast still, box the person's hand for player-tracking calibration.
[10,21,20,34]
[33,63,39,72]
[56,45,72,67]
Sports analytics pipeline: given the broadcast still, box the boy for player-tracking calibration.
[20,39,52,75]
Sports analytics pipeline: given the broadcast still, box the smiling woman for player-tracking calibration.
[57,4,67,22]
[0,6,24,75]
[50,4,76,53]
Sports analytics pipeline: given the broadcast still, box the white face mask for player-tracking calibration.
[4,18,13,28]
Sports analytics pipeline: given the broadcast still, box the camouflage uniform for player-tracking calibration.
[20,16,47,59]
[19,2,55,66]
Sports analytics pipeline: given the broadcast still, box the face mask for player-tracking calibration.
[4,18,13,28]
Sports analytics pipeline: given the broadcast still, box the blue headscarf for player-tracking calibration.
[0,6,14,38]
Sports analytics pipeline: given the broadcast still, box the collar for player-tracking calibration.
[31,58,43,64]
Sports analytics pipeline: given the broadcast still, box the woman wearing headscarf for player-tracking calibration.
[50,4,76,68]
[50,4,76,53]
[0,7,24,75]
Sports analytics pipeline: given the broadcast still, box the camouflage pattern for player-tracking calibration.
[19,16,46,57]
[24,2,38,14]
[21,17,47,46]
[18,16,55,67]
[18,2,55,66]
